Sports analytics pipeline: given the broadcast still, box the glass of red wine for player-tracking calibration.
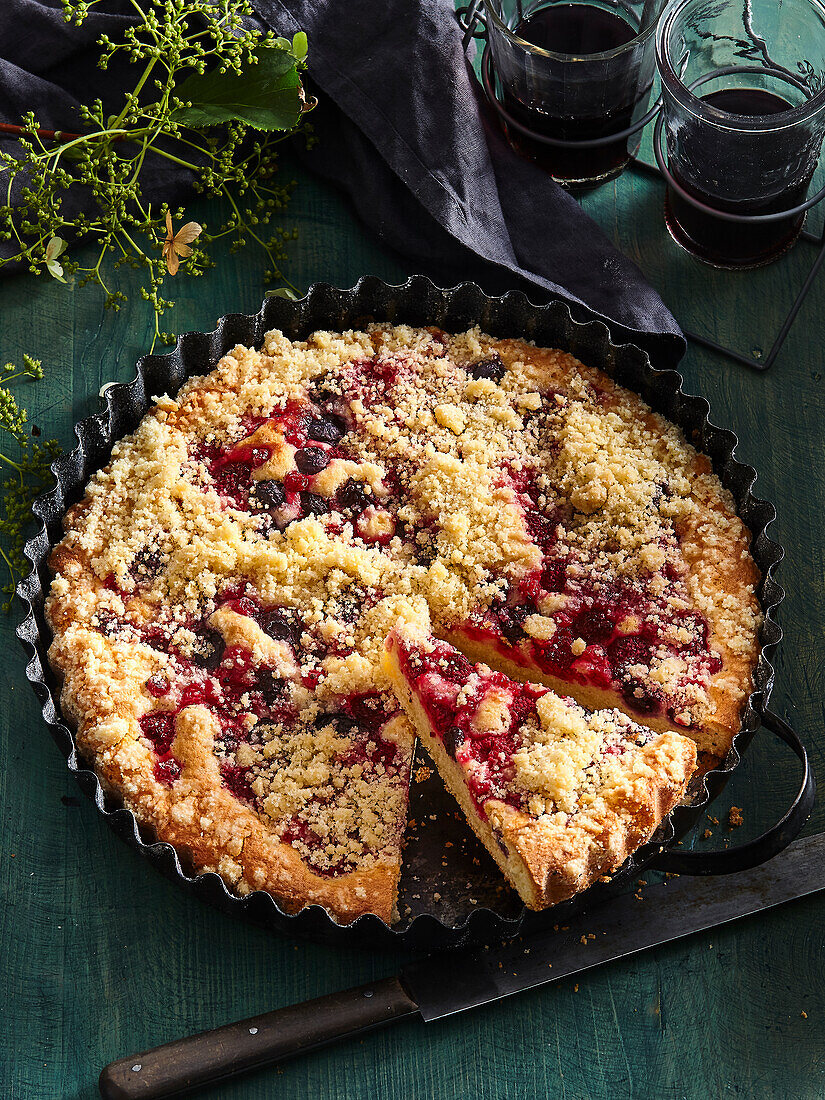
[484,0,668,187]
[656,0,825,268]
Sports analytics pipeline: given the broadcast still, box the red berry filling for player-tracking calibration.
[130,546,164,584]
[140,711,176,755]
[134,589,409,872]
[346,355,404,405]
[219,763,255,805]
[182,382,422,558]
[395,640,547,817]
[466,353,505,384]
[139,712,181,786]
[146,672,170,697]
[574,608,614,644]
[191,398,350,522]
[458,465,726,723]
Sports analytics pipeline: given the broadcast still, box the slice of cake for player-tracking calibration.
[384,620,697,909]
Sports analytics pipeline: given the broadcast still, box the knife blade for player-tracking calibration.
[403,828,825,1020]
[99,831,825,1100]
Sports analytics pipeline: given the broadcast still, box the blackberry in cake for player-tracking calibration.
[46,323,761,922]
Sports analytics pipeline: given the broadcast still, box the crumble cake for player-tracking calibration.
[45,323,761,923]
[384,620,696,909]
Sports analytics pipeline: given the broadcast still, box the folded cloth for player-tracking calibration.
[0,0,684,365]
[253,0,685,366]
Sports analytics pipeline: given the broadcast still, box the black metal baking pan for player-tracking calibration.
[15,276,813,952]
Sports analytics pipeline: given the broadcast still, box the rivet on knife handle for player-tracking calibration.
[98,976,419,1100]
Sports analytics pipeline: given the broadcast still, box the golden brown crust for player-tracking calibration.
[45,323,756,922]
[492,734,695,908]
[384,622,696,911]
[674,469,761,754]
[49,619,408,924]
[47,527,416,925]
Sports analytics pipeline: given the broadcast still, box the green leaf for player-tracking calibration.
[292,32,308,61]
[173,44,304,132]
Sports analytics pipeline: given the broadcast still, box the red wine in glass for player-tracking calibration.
[499,3,644,185]
[665,88,814,267]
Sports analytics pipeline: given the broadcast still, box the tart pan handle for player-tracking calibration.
[649,709,815,875]
[98,976,420,1100]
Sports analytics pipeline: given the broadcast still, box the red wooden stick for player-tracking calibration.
[0,122,87,142]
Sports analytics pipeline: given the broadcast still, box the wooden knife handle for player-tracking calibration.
[98,975,419,1100]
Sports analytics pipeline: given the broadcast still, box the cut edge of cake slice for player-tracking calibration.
[383,619,697,911]
[443,623,744,762]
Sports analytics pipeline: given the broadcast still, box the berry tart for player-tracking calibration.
[46,323,761,923]
[384,620,696,909]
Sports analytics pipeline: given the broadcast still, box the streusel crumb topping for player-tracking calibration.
[386,619,695,829]
[47,325,760,903]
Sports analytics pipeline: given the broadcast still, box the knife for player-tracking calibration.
[99,830,825,1100]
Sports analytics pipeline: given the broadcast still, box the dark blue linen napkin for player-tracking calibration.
[257,0,684,365]
[0,0,685,365]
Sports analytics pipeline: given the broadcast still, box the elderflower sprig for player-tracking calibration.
[0,357,59,612]
[0,1,311,350]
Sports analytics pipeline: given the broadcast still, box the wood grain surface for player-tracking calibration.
[2,133,824,1099]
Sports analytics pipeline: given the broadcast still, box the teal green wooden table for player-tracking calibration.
[3,141,825,1099]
